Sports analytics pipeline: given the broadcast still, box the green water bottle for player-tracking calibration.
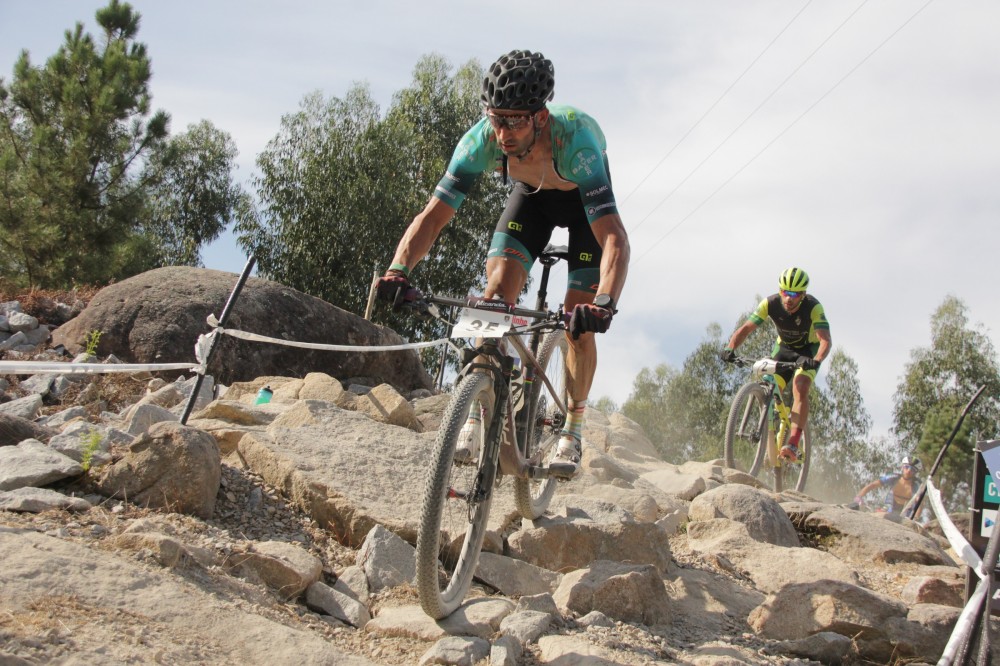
[255,386,273,405]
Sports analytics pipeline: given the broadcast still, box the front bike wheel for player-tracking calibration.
[723,382,769,478]
[771,425,810,493]
[514,330,568,520]
[787,428,810,492]
[415,372,497,619]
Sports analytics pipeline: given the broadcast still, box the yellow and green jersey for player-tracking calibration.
[749,293,830,351]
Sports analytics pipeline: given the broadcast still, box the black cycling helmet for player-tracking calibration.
[481,49,555,112]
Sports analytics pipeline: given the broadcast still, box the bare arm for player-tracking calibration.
[726,320,759,351]
[856,479,881,498]
[388,197,457,272]
[589,212,630,302]
[814,328,832,362]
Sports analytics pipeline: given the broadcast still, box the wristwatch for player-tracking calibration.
[594,293,617,313]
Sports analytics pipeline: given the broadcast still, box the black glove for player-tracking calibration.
[375,271,410,309]
[797,355,820,371]
[720,348,736,363]
[569,303,613,340]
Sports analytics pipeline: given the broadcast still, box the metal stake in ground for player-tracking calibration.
[180,257,257,425]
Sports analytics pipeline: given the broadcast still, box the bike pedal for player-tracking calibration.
[547,462,578,481]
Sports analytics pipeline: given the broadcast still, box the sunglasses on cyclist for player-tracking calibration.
[780,289,804,298]
[486,111,534,131]
[902,464,912,470]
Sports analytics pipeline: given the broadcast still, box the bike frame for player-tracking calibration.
[759,374,793,469]
[413,246,570,488]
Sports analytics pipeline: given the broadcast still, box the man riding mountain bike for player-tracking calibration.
[376,49,631,479]
[720,267,832,463]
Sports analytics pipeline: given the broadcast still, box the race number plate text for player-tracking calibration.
[452,307,514,338]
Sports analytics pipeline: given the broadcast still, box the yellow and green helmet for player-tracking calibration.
[778,267,810,292]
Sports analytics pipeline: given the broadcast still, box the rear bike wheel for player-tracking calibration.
[514,330,568,520]
[723,382,769,478]
[415,372,497,619]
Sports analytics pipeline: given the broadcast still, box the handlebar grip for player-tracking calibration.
[402,286,424,303]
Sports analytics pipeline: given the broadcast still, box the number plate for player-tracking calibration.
[452,307,514,338]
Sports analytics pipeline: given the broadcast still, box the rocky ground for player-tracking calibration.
[0,287,959,664]
[0,463,727,665]
[1,451,931,666]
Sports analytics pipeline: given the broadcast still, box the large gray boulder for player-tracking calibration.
[93,421,221,519]
[50,266,434,391]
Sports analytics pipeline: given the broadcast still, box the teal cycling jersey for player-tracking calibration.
[433,104,618,225]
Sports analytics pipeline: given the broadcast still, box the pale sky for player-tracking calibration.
[3,1,998,440]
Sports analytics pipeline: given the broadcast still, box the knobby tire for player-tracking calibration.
[415,372,496,619]
[723,382,769,478]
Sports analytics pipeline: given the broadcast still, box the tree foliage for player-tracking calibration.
[916,400,973,508]
[0,0,245,288]
[621,363,678,459]
[590,396,619,415]
[235,54,508,350]
[892,296,1000,507]
[142,120,248,266]
[806,349,893,501]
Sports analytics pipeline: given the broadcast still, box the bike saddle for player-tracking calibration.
[539,244,569,264]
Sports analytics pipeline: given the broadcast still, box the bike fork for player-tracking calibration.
[471,412,504,505]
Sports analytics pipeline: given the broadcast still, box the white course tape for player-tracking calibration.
[939,578,988,666]
[0,319,448,377]
[0,361,198,375]
[205,314,448,352]
[926,478,983,573]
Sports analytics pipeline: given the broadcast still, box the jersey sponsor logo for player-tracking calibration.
[587,202,616,217]
[507,220,523,232]
[456,136,477,162]
[435,185,458,200]
[570,149,599,177]
[579,251,593,262]
[585,185,609,198]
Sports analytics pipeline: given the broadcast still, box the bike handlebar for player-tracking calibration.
[401,287,568,327]
[732,356,801,372]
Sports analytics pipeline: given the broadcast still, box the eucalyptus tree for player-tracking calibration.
[621,363,679,460]
[236,54,507,346]
[916,400,973,509]
[805,349,890,502]
[894,295,1000,509]
[893,296,1000,456]
[142,120,248,267]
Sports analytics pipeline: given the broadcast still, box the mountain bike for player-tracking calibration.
[723,357,810,493]
[408,245,571,620]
